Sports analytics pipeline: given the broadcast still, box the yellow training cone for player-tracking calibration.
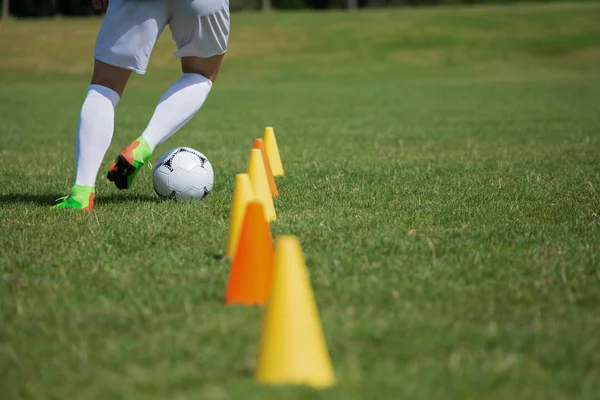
[255,236,335,388]
[248,149,276,222]
[225,173,255,260]
[263,127,284,177]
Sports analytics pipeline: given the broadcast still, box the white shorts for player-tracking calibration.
[94,0,230,74]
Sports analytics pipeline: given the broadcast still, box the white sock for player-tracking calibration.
[75,85,120,187]
[141,73,213,150]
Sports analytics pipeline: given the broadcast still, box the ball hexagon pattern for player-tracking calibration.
[152,147,214,202]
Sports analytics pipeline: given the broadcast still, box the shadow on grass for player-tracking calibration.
[101,194,159,204]
[0,193,62,206]
[0,193,158,206]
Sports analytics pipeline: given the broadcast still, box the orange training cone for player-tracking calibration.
[224,201,275,306]
[248,149,276,222]
[263,127,284,177]
[255,236,335,388]
[254,138,278,197]
[226,173,255,260]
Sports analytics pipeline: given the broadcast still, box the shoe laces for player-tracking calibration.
[54,195,69,203]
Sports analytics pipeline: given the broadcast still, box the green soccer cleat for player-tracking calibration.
[52,184,95,211]
[107,136,153,190]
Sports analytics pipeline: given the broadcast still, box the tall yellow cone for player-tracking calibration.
[255,236,335,388]
[263,127,284,177]
[248,149,276,222]
[226,173,255,260]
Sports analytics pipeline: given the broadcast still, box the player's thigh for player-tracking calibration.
[94,0,170,76]
[169,0,230,79]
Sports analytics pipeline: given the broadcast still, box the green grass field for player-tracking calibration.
[1,2,600,399]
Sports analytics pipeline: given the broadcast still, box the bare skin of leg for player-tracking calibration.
[181,54,225,83]
[90,55,225,96]
[91,59,132,96]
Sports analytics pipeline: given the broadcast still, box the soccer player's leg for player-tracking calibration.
[128,54,224,166]
[56,0,168,208]
[53,61,130,211]
[109,0,230,192]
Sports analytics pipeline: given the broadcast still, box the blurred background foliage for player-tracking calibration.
[0,0,594,17]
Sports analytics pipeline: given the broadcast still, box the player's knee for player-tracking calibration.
[91,59,131,96]
[181,66,220,82]
[182,68,216,81]
[181,55,224,83]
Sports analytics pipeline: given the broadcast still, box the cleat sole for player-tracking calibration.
[107,155,136,190]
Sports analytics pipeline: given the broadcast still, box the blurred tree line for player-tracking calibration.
[2,0,101,18]
[0,0,584,18]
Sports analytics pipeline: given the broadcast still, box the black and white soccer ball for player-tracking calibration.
[152,147,214,202]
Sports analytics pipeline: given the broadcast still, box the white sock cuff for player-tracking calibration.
[88,84,120,108]
[182,73,213,89]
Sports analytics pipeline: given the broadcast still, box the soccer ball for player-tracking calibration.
[152,147,214,202]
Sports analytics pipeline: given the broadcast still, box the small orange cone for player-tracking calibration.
[254,138,278,197]
[255,236,335,388]
[263,127,284,177]
[248,149,276,222]
[224,201,275,306]
[226,173,255,260]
